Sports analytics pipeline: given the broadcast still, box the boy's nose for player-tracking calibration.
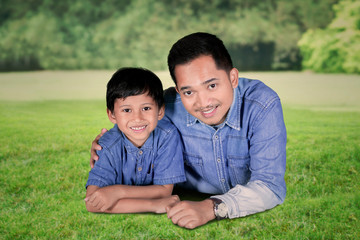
[133,110,143,121]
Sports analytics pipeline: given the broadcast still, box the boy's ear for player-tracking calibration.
[107,108,117,124]
[158,105,165,120]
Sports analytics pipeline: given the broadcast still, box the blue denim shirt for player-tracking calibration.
[86,118,186,188]
[164,78,286,218]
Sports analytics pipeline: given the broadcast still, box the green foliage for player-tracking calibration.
[0,0,338,71]
[298,0,360,73]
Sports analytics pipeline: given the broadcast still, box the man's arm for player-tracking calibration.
[85,184,177,213]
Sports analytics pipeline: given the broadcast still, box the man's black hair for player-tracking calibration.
[167,32,233,84]
[106,67,164,112]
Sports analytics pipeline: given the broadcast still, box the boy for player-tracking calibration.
[85,67,186,214]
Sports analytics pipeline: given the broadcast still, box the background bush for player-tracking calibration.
[0,0,341,72]
[298,0,360,73]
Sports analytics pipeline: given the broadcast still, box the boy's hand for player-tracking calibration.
[84,186,117,212]
[153,195,180,214]
[90,128,108,168]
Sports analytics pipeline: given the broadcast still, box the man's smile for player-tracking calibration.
[198,105,219,118]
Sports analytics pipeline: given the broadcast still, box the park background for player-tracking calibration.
[0,0,359,239]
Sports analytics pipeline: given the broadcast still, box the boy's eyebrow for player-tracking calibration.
[179,78,218,91]
[118,102,155,108]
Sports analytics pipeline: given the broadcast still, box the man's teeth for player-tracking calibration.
[203,108,215,114]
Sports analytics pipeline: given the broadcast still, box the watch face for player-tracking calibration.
[217,202,228,218]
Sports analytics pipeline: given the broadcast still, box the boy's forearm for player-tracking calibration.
[85,184,174,213]
[108,184,174,200]
[104,196,179,214]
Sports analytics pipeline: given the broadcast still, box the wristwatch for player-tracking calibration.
[211,198,228,220]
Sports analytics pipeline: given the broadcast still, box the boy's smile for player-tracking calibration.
[107,93,164,147]
[175,55,239,126]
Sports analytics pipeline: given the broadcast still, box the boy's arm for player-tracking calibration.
[85,184,174,213]
[104,195,180,214]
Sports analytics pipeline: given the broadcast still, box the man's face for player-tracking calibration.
[175,55,238,126]
[107,93,164,147]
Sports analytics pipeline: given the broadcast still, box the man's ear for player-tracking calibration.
[158,105,165,120]
[229,68,239,88]
[107,108,117,124]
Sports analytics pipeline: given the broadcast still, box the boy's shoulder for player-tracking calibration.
[99,125,123,149]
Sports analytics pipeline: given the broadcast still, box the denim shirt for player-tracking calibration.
[164,78,286,218]
[86,118,186,188]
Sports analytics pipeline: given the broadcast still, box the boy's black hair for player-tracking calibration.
[106,67,164,113]
[167,32,233,84]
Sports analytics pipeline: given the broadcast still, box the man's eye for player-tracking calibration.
[184,91,192,96]
[209,83,216,89]
[143,107,151,111]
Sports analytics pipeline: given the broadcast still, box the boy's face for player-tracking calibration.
[175,55,238,126]
[107,93,164,147]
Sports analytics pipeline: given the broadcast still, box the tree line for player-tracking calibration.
[0,0,357,73]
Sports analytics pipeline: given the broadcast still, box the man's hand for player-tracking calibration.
[166,199,215,229]
[84,186,118,212]
[90,128,108,168]
[153,195,180,214]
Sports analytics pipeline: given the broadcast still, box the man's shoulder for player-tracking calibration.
[238,78,280,108]
[155,118,178,135]
[99,125,123,149]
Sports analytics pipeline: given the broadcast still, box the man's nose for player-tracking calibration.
[195,91,209,108]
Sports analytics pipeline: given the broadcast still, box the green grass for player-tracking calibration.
[1,72,359,239]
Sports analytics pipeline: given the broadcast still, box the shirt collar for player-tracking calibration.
[186,88,241,130]
[121,131,154,152]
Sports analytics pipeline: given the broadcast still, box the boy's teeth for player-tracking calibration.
[131,126,145,130]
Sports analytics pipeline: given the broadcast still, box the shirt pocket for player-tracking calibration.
[184,152,205,180]
[228,157,251,186]
[142,164,154,185]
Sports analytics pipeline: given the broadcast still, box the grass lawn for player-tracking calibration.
[0,71,359,239]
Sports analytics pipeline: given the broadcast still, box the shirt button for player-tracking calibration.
[138,150,143,155]
[214,135,218,139]
[217,158,221,163]
[138,167,142,172]
[221,178,225,183]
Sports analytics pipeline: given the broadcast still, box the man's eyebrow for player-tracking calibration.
[202,78,218,85]
[179,78,218,92]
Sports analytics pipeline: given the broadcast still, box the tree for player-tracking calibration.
[298,0,360,73]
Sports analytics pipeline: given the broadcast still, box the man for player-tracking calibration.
[90,32,287,229]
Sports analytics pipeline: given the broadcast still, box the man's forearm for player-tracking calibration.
[211,180,283,218]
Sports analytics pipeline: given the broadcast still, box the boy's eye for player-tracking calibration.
[209,83,216,89]
[123,109,131,113]
[143,106,151,111]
